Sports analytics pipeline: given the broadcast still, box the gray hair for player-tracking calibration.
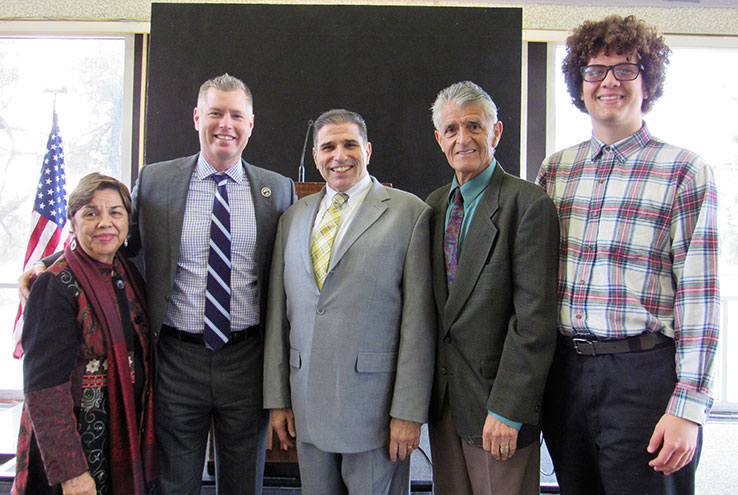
[197,73,253,111]
[313,109,368,146]
[431,81,498,130]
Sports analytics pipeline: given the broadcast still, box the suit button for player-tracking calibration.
[443,336,452,343]
[440,367,448,375]
[316,307,325,315]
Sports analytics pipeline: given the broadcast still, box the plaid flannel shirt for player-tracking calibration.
[536,123,719,424]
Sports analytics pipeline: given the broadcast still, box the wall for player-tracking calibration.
[1,0,738,36]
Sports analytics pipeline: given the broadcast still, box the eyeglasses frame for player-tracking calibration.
[580,63,644,83]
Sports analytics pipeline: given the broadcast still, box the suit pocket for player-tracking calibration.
[480,357,499,379]
[289,348,302,369]
[355,352,398,373]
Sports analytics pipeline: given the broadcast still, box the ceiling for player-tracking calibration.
[496,0,736,7]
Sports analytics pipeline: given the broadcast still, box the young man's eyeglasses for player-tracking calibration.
[580,63,643,82]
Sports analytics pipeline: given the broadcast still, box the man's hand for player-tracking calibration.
[389,418,421,462]
[61,471,96,495]
[647,413,699,475]
[18,262,45,305]
[270,407,296,450]
[482,414,518,461]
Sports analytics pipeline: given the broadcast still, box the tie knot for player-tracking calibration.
[212,173,229,187]
[452,187,463,205]
[332,192,349,208]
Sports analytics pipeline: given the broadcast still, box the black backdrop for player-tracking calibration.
[146,4,522,199]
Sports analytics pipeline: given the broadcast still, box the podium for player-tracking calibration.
[294,181,325,199]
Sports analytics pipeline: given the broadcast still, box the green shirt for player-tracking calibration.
[444,159,497,257]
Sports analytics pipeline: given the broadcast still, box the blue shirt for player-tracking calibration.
[445,159,496,258]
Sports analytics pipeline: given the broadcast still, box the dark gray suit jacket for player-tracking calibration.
[426,164,559,449]
[127,153,296,338]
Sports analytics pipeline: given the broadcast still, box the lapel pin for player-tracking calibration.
[261,186,272,198]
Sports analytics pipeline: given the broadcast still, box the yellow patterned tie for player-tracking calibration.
[311,192,349,290]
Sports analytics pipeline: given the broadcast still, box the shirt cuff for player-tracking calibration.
[488,411,522,431]
[665,384,713,425]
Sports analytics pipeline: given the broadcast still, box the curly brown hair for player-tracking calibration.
[563,15,671,114]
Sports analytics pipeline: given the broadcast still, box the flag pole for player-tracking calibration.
[43,87,67,114]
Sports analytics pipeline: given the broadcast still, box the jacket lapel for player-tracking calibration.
[329,178,388,271]
[442,166,502,331]
[300,190,326,282]
[243,160,273,267]
[430,187,451,317]
[167,155,197,280]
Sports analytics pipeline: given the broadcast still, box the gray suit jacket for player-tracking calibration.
[127,153,295,338]
[263,178,435,453]
[426,164,559,449]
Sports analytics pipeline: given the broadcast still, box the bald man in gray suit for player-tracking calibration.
[263,109,435,495]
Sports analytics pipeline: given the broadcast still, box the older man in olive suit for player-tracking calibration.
[426,81,559,495]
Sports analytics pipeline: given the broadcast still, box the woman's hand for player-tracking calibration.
[61,471,96,495]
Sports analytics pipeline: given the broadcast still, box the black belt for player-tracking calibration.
[160,324,258,346]
[562,332,671,356]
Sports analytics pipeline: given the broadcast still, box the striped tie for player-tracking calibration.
[204,173,232,351]
[311,193,349,290]
[444,187,464,287]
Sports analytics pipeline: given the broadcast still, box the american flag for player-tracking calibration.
[12,111,69,358]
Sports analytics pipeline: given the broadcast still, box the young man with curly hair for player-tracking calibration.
[537,15,719,495]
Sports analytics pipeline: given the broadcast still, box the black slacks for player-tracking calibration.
[155,330,269,495]
[542,335,701,495]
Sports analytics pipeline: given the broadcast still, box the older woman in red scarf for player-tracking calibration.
[12,173,157,495]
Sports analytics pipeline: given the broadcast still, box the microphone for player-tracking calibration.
[298,120,314,183]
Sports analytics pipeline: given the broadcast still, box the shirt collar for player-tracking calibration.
[448,158,497,204]
[325,173,372,206]
[197,153,244,184]
[588,121,653,163]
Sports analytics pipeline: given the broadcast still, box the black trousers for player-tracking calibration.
[542,335,701,495]
[155,330,269,495]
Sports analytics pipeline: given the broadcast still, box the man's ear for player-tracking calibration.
[491,121,504,148]
[434,130,443,149]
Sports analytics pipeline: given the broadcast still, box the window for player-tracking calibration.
[0,35,132,396]
[551,42,738,411]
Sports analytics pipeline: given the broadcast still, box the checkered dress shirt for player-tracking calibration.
[536,123,719,424]
[163,155,259,334]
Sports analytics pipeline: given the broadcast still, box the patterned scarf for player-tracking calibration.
[64,242,157,495]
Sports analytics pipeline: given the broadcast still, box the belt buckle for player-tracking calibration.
[572,338,596,356]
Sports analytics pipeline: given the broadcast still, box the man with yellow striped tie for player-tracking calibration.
[264,109,435,495]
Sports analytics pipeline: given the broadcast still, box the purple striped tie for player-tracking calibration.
[204,173,231,351]
[444,187,464,287]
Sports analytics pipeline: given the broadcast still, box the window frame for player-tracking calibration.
[0,23,141,399]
